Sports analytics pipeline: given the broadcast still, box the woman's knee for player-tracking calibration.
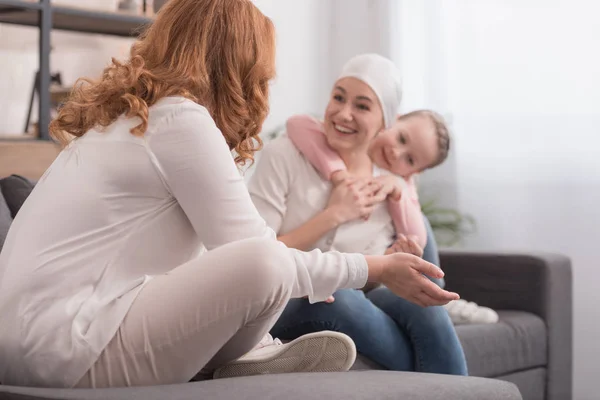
[232,238,296,298]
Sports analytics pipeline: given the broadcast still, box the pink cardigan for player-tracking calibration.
[286,114,427,249]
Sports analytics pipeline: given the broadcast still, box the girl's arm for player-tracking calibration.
[286,115,347,181]
[386,176,427,249]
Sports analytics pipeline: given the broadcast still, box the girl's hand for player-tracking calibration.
[386,234,424,258]
[373,175,403,201]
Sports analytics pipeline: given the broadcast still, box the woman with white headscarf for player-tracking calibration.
[249,54,468,374]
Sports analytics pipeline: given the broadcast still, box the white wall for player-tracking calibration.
[390,1,599,398]
[252,0,330,135]
[440,3,600,399]
[0,0,327,138]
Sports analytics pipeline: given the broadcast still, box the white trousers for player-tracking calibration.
[75,238,294,388]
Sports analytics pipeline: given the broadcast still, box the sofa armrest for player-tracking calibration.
[440,250,573,400]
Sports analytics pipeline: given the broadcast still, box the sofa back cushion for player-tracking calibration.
[0,190,11,253]
[0,175,35,252]
[0,175,35,218]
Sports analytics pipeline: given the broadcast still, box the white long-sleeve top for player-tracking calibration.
[0,97,368,388]
[249,135,396,256]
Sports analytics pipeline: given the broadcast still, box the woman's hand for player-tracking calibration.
[385,234,424,258]
[365,253,459,307]
[326,177,387,224]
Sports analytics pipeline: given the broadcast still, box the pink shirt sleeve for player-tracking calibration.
[387,176,428,249]
[286,115,347,181]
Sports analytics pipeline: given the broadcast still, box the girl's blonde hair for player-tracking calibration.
[399,110,450,169]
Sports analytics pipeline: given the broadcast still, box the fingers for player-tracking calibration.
[405,235,424,257]
[417,277,459,302]
[373,182,394,198]
[410,257,444,279]
[350,178,373,191]
[325,295,335,303]
[415,289,454,307]
[397,234,409,253]
[364,190,387,206]
[390,234,421,256]
[361,181,382,198]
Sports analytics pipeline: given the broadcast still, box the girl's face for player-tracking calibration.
[323,77,384,155]
[369,115,439,178]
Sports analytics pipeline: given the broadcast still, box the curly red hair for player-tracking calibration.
[50,0,276,166]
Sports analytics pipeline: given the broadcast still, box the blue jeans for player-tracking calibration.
[270,215,467,375]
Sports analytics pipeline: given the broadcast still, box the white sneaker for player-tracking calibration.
[444,299,499,325]
[213,331,357,379]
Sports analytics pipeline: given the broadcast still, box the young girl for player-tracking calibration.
[287,110,448,250]
[286,112,499,325]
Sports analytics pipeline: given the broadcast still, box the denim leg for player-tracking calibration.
[270,288,416,371]
[366,286,468,375]
[422,213,445,288]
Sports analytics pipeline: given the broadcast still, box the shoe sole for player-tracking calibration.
[213,331,356,379]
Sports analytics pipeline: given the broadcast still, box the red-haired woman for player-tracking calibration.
[0,0,458,389]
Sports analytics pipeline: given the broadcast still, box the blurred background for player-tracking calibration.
[1,1,598,398]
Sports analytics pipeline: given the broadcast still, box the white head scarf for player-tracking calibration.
[337,53,402,129]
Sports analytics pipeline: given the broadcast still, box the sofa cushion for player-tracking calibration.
[456,310,547,378]
[0,190,11,252]
[0,175,35,218]
[352,310,546,379]
[0,371,522,400]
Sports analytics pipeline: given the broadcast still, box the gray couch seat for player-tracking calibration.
[0,371,522,400]
[458,311,547,378]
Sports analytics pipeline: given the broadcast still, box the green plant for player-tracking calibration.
[420,198,476,247]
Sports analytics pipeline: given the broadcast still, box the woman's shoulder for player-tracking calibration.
[148,96,212,120]
[143,96,222,142]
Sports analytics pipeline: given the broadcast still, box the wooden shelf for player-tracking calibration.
[0,0,42,12]
[0,1,153,141]
[0,139,61,179]
[0,132,38,140]
[0,1,152,37]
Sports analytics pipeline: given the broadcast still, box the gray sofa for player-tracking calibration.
[0,174,572,400]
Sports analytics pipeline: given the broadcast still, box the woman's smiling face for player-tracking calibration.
[323,77,384,154]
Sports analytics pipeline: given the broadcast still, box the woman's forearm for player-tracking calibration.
[364,254,385,280]
[277,208,342,251]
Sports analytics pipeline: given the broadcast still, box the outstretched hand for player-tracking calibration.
[366,253,459,307]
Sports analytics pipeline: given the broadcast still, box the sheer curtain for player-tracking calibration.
[389,2,600,398]
[388,0,459,210]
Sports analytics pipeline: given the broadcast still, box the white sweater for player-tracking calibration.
[249,135,395,256]
[0,97,368,388]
